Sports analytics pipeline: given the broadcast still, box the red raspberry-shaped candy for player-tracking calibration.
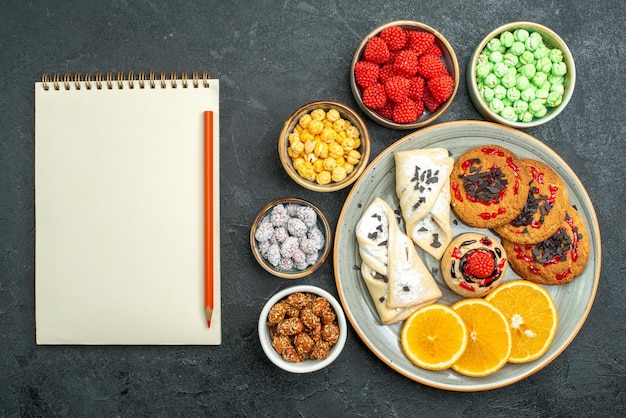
[363,37,390,64]
[407,31,435,56]
[463,250,495,279]
[422,88,440,112]
[380,26,407,52]
[354,61,380,88]
[414,98,425,120]
[423,43,443,57]
[407,76,425,101]
[416,54,449,80]
[384,76,410,103]
[427,73,454,104]
[392,99,419,123]
[393,49,419,78]
[377,101,395,120]
[362,83,387,109]
[378,63,396,84]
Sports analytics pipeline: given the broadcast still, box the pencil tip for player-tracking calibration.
[205,306,213,329]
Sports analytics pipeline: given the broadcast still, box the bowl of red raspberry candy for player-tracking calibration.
[350,20,460,130]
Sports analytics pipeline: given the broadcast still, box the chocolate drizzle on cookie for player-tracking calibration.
[459,159,508,204]
[511,186,553,229]
[531,227,572,264]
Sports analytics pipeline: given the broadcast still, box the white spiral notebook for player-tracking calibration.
[34,71,221,345]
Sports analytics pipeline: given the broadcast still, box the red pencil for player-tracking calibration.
[204,110,214,328]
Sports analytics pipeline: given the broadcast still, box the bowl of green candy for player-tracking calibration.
[467,22,576,128]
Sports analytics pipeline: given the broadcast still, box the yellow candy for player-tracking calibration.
[329,142,344,159]
[333,118,347,132]
[288,132,300,144]
[288,107,363,185]
[301,130,315,143]
[341,138,355,152]
[320,127,337,143]
[346,149,361,165]
[316,171,332,185]
[299,114,312,129]
[290,140,305,156]
[346,125,360,139]
[297,161,316,181]
[312,159,325,173]
[326,108,340,122]
[331,166,347,182]
[314,141,329,158]
[304,140,316,154]
[292,157,305,170]
[308,120,324,135]
[323,157,337,171]
[310,108,326,121]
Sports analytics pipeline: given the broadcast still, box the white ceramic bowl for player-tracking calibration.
[467,22,576,128]
[258,285,347,373]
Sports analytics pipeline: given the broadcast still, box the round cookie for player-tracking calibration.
[494,158,569,244]
[441,232,508,298]
[450,145,530,228]
[503,206,590,285]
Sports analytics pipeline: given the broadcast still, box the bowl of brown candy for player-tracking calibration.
[258,285,347,373]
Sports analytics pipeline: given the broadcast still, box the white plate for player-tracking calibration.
[333,120,601,391]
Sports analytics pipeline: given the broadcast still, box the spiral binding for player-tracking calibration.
[41,71,211,91]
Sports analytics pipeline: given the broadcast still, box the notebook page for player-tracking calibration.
[35,79,220,345]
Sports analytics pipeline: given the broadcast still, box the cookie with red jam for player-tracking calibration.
[503,206,590,285]
[494,159,569,244]
[441,232,507,298]
[450,145,530,229]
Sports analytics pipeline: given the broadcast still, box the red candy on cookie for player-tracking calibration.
[441,233,507,298]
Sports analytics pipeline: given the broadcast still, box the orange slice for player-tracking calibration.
[401,304,468,370]
[485,280,558,363]
[451,298,512,377]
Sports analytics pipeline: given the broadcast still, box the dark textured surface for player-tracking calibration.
[1,0,625,416]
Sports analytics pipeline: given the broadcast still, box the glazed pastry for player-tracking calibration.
[356,197,442,324]
[504,206,590,285]
[494,159,569,244]
[441,233,507,298]
[394,148,454,259]
[450,145,530,229]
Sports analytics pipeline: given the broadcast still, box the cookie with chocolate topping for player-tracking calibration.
[503,206,590,285]
[494,159,569,244]
[450,145,530,229]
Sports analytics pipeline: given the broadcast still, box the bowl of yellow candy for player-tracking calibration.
[278,100,371,192]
